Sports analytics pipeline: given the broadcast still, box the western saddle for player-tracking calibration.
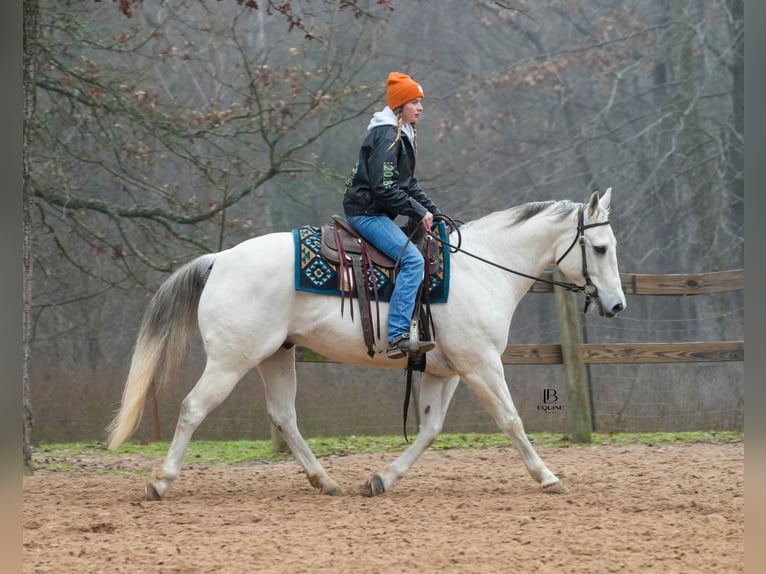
[320,215,438,358]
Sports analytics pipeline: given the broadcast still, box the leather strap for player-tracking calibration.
[350,254,376,357]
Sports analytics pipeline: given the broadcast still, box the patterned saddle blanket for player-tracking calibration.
[292,222,450,303]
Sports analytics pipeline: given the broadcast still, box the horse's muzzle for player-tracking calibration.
[593,296,625,318]
[604,301,625,318]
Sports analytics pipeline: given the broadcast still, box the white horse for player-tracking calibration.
[107,189,625,500]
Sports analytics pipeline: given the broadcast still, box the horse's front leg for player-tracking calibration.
[362,373,460,497]
[258,347,342,495]
[460,354,565,493]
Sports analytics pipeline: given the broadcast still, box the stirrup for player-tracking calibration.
[386,334,435,359]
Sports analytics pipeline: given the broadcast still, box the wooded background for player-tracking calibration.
[25,0,744,443]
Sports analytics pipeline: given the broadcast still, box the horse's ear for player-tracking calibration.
[587,190,600,217]
[601,187,612,212]
[587,188,612,217]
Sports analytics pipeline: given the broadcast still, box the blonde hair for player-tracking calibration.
[386,108,417,155]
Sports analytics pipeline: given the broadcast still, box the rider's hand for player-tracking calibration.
[421,211,434,231]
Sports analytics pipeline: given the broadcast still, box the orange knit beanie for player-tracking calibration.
[386,72,424,111]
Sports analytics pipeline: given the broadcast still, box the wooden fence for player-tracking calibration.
[147,269,743,447]
[508,269,744,443]
[262,268,743,450]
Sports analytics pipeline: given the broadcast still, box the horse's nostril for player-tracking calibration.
[611,302,624,314]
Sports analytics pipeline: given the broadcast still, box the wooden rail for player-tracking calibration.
[502,341,744,365]
[513,270,744,368]
[284,269,745,450]
[519,268,744,444]
[529,269,744,295]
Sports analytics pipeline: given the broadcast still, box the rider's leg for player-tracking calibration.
[345,215,426,347]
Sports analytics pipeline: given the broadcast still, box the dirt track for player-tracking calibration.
[23,442,743,573]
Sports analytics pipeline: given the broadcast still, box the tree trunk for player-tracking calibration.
[727,0,744,263]
[23,0,39,475]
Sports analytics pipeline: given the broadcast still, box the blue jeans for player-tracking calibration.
[345,215,424,341]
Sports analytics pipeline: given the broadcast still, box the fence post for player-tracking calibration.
[553,269,592,443]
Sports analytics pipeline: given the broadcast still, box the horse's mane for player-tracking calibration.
[507,200,580,226]
[464,200,580,230]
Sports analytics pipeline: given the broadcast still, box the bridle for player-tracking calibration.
[553,205,611,312]
[431,204,611,313]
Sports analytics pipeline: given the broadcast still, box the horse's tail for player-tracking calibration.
[106,254,217,451]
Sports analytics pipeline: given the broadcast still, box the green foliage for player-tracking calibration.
[34,431,743,472]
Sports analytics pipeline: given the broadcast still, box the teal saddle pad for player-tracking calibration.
[291,222,450,303]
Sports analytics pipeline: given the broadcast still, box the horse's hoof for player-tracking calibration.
[541,481,567,494]
[361,474,385,497]
[145,484,162,501]
[321,485,343,496]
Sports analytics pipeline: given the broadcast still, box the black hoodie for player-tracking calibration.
[342,119,439,221]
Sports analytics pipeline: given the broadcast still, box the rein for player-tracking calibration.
[432,206,610,313]
[401,205,609,441]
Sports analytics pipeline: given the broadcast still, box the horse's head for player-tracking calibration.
[556,188,626,318]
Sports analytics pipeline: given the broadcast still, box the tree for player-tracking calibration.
[28,1,396,367]
[33,1,390,272]
[28,0,419,443]
[24,0,40,474]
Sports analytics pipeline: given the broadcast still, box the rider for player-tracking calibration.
[343,71,441,359]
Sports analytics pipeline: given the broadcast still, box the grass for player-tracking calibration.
[32,430,743,471]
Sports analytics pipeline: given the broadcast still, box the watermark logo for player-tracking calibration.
[537,388,565,413]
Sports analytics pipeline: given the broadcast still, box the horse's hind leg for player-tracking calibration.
[460,355,564,493]
[257,346,342,495]
[147,362,247,500]
[363,373,460,496]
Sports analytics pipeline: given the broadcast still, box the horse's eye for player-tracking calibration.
[594,246,607,255]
